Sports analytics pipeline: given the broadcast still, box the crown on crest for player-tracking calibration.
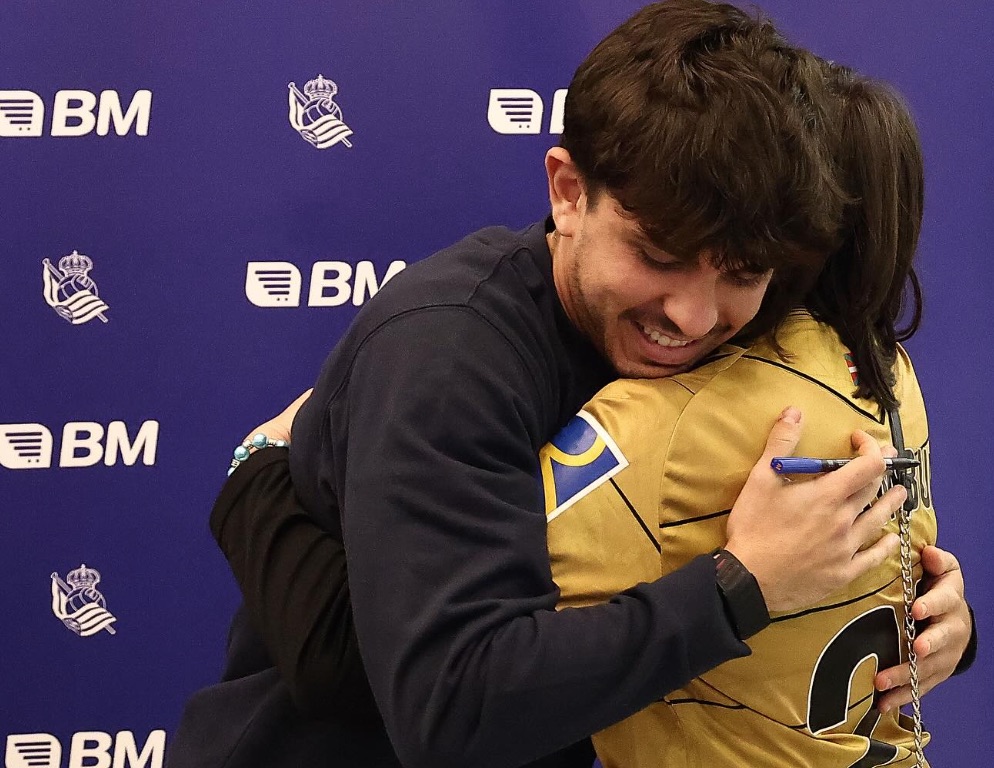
[58,250,93,277]
[67,563,101,589]
[304,74,338,100]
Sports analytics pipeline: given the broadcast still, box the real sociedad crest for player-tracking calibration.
[50,563,117,637]
[42,250,109,324]
[288,74,354,150]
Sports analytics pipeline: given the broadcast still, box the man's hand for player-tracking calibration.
[725,407,905,613]
[874,545,973,712]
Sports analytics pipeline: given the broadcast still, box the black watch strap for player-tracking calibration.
[712,548,770,641]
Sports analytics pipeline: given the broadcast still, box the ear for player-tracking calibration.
[545,147,586,237]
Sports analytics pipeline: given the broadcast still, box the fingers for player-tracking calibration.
[843,430,889,488]
[875,663,913,712]
[875,646,953,712]
[920,544,962,579]
[876,679,915,713]
[912,622,947,658]
[759,406,803,463]
[849,531,899,578]
[875,652,933,713]
[807,430,887,507]
[850,484,907,545]
[912,578,964,622]
[912,547,965,621]
[876,662,909,694]
[874,569,973,713]
[913,588,971,659]
[878,639,972,714]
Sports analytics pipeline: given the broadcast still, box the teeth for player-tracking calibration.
[641,323,692,348]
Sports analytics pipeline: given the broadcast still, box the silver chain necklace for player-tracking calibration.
[898,495,925,765]
[888,406,925,767]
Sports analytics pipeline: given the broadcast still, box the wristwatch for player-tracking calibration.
[712,548,770,641]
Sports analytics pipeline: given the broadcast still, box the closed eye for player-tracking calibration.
[637,247,684,271]
[724,269,771,287]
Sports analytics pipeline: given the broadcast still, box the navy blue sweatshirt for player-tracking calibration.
[285,221,751,768]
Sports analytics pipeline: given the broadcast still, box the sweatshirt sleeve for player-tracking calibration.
[209,446,379,721]
[329,307,749,768]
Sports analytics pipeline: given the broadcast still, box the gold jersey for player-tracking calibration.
[542,312,936,768]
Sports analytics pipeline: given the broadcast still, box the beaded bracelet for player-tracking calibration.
[227,432,287,476]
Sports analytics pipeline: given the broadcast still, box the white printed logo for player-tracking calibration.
[42,251,109,325]
[50,564,117,637]
[0,424,52,468]
[246,260,406,307]
[0,90,152,138]
[5,734,60,768]
[288,74,353,150]
[245,262,303,306]
[5,731,165,768]
[0,91,45,136]
[488,88,567,135]
[0,421,159,469]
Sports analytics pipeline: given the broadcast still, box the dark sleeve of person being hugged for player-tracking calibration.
[209,446,378,721]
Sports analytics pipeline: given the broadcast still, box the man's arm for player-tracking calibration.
[319,310,910,768]
[332,310,752,768]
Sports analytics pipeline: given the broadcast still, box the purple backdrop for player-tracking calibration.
[1,2,989,766]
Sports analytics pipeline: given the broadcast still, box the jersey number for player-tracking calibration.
[808,605,902,768]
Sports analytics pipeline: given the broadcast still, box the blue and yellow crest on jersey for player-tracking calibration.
[540,411,628,521]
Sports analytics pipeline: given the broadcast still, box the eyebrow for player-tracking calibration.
[637,236,772,275]
[627,235,689,263]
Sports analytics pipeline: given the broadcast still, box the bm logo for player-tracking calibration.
[0,90,152,137]
[245,260,406,308]
[5,730,165,768]
[0,421,159,469]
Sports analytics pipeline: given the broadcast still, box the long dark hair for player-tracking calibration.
[805,64,925,410]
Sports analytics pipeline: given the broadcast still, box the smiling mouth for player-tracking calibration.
[639,322,694,349]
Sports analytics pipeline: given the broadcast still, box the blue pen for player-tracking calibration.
[771,456,920,474]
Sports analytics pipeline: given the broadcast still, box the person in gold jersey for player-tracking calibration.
[542,63,955,767]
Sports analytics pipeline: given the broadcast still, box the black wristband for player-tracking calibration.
[712,548,770,641]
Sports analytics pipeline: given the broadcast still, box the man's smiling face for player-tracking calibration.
[551,191,772,379]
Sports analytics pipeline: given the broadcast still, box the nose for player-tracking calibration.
[660,264,720,339]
